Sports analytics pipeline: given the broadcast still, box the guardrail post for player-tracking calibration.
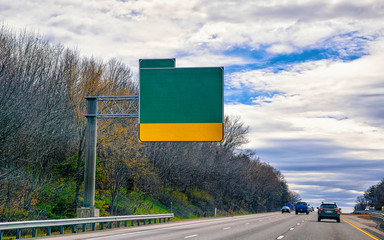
[92,223,96,231]
[149,219,152,224]
[16,228,21,239]
[154,218,157,224]
[131,220,134,226]
[137,220,140,226]
[109,222,113,229]
[82,224,86,232]
[117,221,120,228]
[100,223,104,230]
[47,227,51,236]
[60,226,64,234]
[72,225,76,233]
[0,230,2,240]
[125,220,128,227]
[143,219,146,225]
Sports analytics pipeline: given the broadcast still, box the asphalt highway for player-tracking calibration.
[35,212,382,240]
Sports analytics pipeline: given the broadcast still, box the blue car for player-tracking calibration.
[295,201,309,214]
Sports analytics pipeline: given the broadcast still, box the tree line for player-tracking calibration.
[354,179,384,211]
[0,25,299,221]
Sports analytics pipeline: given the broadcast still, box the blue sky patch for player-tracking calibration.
[223,32,372,75]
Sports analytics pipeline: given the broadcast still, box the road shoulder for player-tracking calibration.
[341,214,384,240]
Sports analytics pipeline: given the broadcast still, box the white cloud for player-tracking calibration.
[178,53,252,68]
[266,44,295,54]
[2,0,384,69]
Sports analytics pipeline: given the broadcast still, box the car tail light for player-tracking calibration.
[335,209,340,212]
[319,208,323,211]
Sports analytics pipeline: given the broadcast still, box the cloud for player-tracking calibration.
[2,0,383,69]
[225,39,384,209]
[267,44,296,54]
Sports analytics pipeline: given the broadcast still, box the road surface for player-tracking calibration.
[35,212,383,240]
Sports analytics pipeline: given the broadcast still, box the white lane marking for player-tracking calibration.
[245,223,250,225]
[277,236,284,239]
[290,228,294,230]
[223,227,231,230]
[297,223,300,225]
[184,235,198,239]
[302,220,304,222]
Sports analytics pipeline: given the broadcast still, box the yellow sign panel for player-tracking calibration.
[139,123,223,142]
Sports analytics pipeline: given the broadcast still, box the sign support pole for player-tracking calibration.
[84,97,97,208]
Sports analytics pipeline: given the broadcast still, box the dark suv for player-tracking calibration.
[317,202,341,222]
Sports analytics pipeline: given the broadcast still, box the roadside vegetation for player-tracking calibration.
[354,179,384,211]
[0,25,299,222]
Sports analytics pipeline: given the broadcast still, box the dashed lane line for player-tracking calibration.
[277,236,284,239]
[184,234,198,239]
[223,227,231,230]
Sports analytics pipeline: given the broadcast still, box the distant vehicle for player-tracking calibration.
[308,205,312,212]
[369,206,375,211]
[317,202,341,223]
[295,201,309,214]
[285,203,292,209]
[281,206,291,214]
[365,206,375,211]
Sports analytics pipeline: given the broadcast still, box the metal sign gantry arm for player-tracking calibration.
[83,96,138,208]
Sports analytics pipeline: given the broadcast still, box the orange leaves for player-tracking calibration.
[97,118,153,191]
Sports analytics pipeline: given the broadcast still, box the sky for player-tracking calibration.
[1,0,384,212]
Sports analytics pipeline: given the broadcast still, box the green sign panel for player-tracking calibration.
[139,58,175,69]
[139,59,223,142]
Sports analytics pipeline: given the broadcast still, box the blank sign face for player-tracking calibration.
[139,59,223,142]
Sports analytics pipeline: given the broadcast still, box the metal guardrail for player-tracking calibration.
[0,213,174,239]
[354,210,382,214]
[370,212,384,219]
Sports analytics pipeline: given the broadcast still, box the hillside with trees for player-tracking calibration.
[0,25,299,221]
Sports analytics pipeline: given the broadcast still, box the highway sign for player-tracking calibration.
[139,59,223,141]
